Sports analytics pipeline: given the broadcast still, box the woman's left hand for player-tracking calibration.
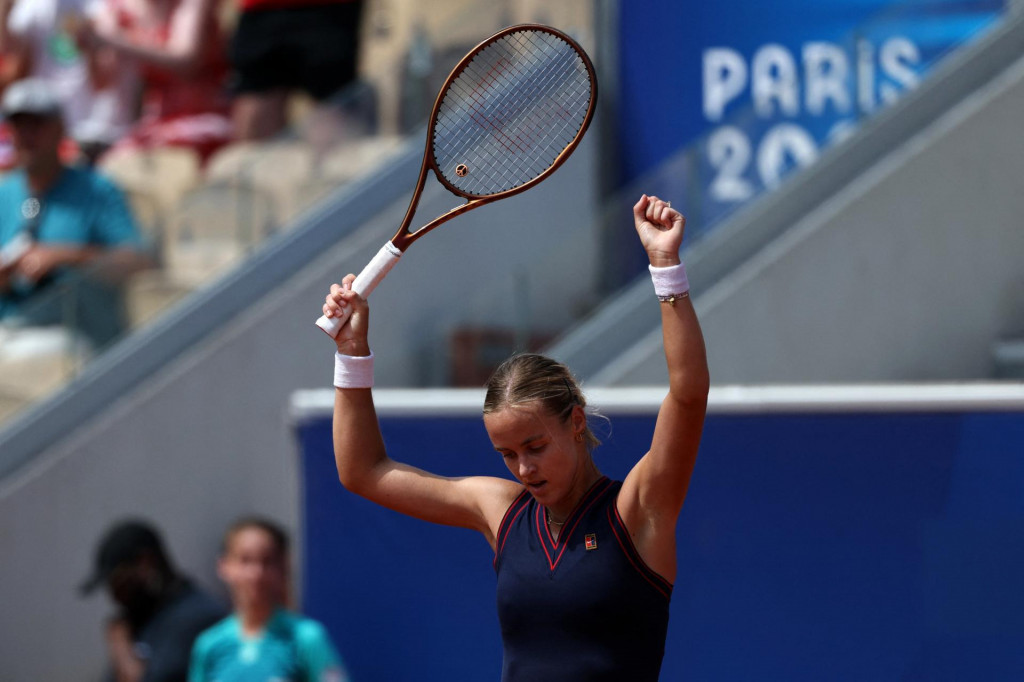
[633,194,685,268]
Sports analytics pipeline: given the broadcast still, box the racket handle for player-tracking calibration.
[316,242,403,338]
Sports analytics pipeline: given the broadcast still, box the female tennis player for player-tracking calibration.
[323,194,708,681]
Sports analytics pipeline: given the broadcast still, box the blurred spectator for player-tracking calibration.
[229,0,364,141]
[81,519,227,682]
[189,517,351,682]
[0,0,137,162]
[85,0,232,163]
[0,78,150,351]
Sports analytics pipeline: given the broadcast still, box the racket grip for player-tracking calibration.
[316,242,403,338]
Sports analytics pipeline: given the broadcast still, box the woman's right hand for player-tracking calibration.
[323,274,371,356]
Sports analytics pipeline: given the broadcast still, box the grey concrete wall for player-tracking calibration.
[601,54,1024,385]
[0,139,598,681]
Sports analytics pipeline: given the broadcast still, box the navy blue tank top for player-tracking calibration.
[494,477,672,682]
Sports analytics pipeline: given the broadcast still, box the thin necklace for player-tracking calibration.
[546,509,566,526]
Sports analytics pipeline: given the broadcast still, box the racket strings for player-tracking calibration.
[439,67,587,191]
[457,37,577,150]
[449,35,588,177]
[433,29,593,197]
[459,39,585,183]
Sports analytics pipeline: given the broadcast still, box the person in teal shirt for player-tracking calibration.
[189,518,350,682]
[0,78,149,349]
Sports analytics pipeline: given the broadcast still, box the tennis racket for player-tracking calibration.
[315,24,597,337]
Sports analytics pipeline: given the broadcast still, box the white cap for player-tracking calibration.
[1,78,63,119]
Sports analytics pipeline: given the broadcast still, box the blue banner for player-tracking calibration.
[296,400,1024,681]
[616,0,1004,229]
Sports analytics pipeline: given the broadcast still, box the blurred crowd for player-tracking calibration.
[0,0,365,166]
[82,517,350,682]
[0,0,364,355]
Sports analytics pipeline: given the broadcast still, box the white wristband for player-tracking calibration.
[649,262,689,301]
[334,351,374,389]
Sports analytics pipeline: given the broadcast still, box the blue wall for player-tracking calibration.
[297,403,1024,680]
[607,0,1005,283]
[617,0,1003,185]
[612,0,1005,264]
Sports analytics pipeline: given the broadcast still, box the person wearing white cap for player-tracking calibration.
[0,0,136,160]
[0,77,149,350]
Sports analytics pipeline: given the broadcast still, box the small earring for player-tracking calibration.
[575,433,583,442]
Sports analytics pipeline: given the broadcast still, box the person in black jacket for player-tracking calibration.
[81,519,226,682]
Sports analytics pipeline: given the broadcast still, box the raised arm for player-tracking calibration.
[0,0,33,88]
[617,195,710,581]
[325,276,521,549]
[85,0,215,76]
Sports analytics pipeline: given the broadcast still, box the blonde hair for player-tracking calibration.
[483,354,601,451]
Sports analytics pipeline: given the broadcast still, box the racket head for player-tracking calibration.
[427,25,597,202]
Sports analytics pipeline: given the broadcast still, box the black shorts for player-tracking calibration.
[229,2,364,100]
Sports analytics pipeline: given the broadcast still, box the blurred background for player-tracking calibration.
[0,0,1022,679]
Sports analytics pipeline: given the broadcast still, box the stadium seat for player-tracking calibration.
[206,141,315,222]
[0,334,74,424]
[162,183,277,288]
[124,269,193,330]
[121,188,164,256]
[256,134,403,223]
[98,147,202,212]
[117,188,183,329]
[292,179,343,216]
[318,134,403,182]
[0,392,23,424]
